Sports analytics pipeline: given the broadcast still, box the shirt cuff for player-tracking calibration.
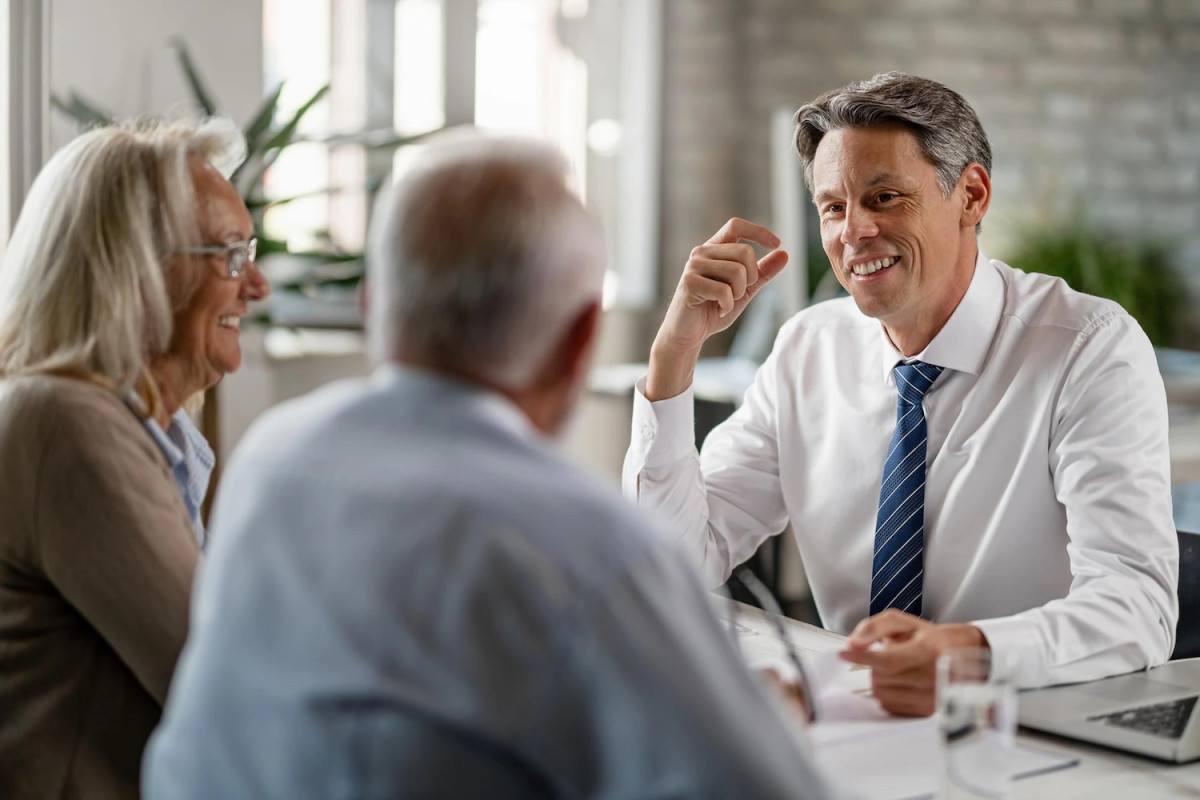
[631,376,696,469]
[971,615,1045,688]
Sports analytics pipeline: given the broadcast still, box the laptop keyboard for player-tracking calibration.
[1089,695,1198,740]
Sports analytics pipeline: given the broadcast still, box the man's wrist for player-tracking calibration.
[943,623,989,651]
[646,342,701,402]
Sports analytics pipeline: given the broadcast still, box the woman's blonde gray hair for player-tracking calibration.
[0,117,245,392]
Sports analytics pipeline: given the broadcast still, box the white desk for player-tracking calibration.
[727,602,1200,799]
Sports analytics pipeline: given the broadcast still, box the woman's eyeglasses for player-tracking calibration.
[179,238,258,278]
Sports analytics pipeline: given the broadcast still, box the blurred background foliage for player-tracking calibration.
[1005,213,1186,347]
[51,38,436,308]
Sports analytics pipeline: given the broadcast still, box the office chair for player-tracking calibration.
[1174,529,1200,660]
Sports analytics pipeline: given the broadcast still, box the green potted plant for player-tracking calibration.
[1004,214,1186,348]
[52,38,438,328]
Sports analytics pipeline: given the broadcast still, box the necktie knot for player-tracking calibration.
[894,362,943,406]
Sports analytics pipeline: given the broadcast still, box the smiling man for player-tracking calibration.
[624,72,1178,715]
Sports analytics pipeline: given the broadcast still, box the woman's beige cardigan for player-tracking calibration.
[0,374,199,800]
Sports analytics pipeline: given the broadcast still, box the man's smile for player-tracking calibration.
[849,255,901,277]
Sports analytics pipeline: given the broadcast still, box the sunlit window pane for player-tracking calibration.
[329,0,367,251]
[262,0,331,251]
[395,0,444,136]
[265,0,591,255]
[475,0,587,194]
[476,0,541,133]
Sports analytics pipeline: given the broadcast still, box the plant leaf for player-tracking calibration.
[239,84,331,193]
[232,82,286,186]
[1007,208,1185,347]
[243,82,284,157]
[50,92,116,128]
[241,159,275,202]
[256,236,291,256]
[244,185,342,212]
[272,273,363,293]
[263,83,330,152]
[273,249,362,265]
[169,36,218,116]
[298,126,441,150]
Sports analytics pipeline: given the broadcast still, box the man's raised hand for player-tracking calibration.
[647,218,788,401]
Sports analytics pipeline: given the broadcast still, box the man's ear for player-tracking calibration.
[519,300,601,436]
[527,299,601,397]
[959,163,991,229]
[555,300,601,387]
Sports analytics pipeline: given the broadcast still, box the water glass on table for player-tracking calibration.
[937,648,1018,799]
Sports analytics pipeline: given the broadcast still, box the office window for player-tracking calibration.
[261,0,661,308]
[1,0,49,254]
[261,0,332,254]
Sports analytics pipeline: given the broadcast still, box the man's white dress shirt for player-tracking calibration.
[625,252,1178,689]
[145,365,842,800]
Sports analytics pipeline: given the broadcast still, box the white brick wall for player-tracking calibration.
[1165,0,1200,21]
[657,0,1200,311]
[1091,0,1155,17]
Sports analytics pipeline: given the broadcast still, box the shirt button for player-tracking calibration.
[642,427,655,441]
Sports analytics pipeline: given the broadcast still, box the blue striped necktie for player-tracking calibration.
[870,361,944,617]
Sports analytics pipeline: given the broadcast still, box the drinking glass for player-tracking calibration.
[937,648,1018,799]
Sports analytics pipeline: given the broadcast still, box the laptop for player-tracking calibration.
[1019,659,1200,763]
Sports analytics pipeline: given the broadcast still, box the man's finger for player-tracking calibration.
[869,658,939,717]
[760,668,810,721]
[707,217,781,250]
[838,640,922,673]
[744,249,789,301]
[681,271,738,314]
[846,610,924,649]
[838,647,879,668]
[687,255,752,299]
[874,685,936,717]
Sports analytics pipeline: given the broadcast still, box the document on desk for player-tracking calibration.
[717,604,1079,799]
[808,718,1079,800]
[717,604,873,707]
[799,654,1078,799]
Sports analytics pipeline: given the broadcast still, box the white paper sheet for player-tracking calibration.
[808,718,1079,800]
[717,602,1079,798]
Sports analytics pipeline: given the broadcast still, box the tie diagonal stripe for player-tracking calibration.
[871,528,923,600]
[870,362,943,617]
[878,441,927,506]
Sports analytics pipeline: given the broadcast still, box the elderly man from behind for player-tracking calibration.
[625,72,1177,715]
[144,135,844,799]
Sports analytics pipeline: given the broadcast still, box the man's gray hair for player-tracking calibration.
[367,133,605,389]
[794,72,992,199]
[0,118,245,388]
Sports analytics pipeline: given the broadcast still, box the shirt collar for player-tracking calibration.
[171,409,215,472]
[120,388,184,465]
[145,412,185,469]
[373,362,537,441]
[120,389,214,548]
[877,249,1004,382]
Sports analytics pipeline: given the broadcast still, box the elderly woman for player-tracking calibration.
[0,119,269,800]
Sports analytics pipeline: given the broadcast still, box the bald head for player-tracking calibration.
[367,135,605,391]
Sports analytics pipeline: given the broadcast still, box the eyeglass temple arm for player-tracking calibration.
[729,566,818,723]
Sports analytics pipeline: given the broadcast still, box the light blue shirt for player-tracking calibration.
[144,365,841,800]
[125,394,214,549]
